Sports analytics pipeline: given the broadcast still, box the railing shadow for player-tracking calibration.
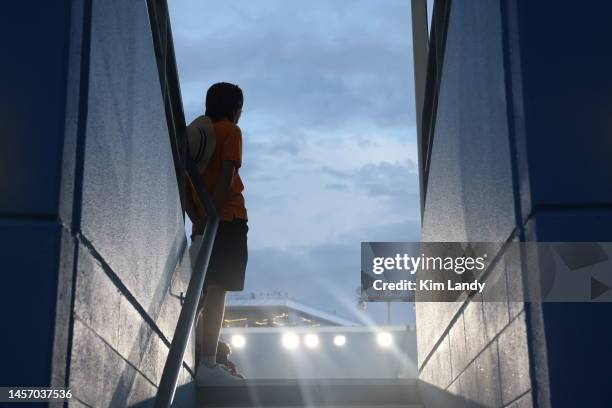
[131,382,196,408]
[418,379,488,408]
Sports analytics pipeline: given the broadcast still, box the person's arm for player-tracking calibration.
[212,160,235,211]
[214,124,242,212]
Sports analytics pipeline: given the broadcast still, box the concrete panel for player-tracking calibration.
[481,264,510,344]
[422,0,515,244]
[524,211,612,407]
[118,295,160,385]
[68,399,91,408]
[416,301,457,368]
[419,0,517,363]
[435,335,453,390]
[69,320,108,405]
[72,244,194,388]
[0,3,71,216]
[498,313,530,406]
[51,229,77,390]
[74,244,121,349]
[127,373,157,408]
[510,391,532,408]
[80,0,185,314]
[447,377,460,396]
[157,338,170,387]
[474,343,502,407]
[0,220,62,387]
[504,242,524,319]
[463,294,487,363]
[525,210,612,243]
[457,361,479,405]
[418,1,612,407]
[516,1,612,209]
[70,319,160,407]
[448,313,468,379]
[157,248,193,342]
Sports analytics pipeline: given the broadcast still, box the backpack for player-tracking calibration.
[187,115,216,172]
[185,115,216,224]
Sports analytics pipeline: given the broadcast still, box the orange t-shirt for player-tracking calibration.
[189,119,247,224]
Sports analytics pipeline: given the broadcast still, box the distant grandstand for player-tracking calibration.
[223,292,357,327]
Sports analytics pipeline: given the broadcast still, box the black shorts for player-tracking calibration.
[201,218,248,291]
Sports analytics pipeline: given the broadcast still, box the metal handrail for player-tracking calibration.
[145,0,220,406]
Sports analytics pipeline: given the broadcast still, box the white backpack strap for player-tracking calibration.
[186,115,216,172]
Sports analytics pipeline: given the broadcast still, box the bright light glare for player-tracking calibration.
[231,334,246,349]
[377,332,393,347]
[333,335,346,346]
[282,332,300,349]
[304,334,319,348]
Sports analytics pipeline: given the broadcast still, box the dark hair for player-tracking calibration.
[205,82,243,122]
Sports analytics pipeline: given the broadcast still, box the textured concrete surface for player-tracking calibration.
[417,0,516,369]
[66,0,195,404]
[421,0,515,245]
[0,221,63,386]
[81,0,185,316]
[462,294,487,363]
[474,344,501,407]
[516,3,612,210]
[417,1,530,406]
[0,2,71,216]
[481,265,510,344]
[498,314,530,406]
[509,392,532,408]
[1,0,195,404]
[448,314,468,379]
[70,319,162,407]
[418,1,612,407]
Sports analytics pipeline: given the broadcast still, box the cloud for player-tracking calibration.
[325,183,349,191]
[322,160,420,215]
[170,0,416,133]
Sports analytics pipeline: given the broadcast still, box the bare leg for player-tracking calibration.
[196,284,227,367]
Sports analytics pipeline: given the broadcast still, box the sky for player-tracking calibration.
[169,0,421,325]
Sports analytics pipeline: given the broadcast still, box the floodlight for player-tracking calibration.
[377,332,393,347]
[304,334,320,348]
[333,335,346,346]
[282,332,300,349]
[231,334,246,349]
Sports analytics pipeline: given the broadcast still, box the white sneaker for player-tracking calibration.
[196,363,244,385]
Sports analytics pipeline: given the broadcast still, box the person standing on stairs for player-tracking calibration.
[186,82,248,383]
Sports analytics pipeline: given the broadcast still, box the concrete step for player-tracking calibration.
[196,378,422,407]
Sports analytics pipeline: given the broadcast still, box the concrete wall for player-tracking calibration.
[1,1,194,406]
[417,1,612,407]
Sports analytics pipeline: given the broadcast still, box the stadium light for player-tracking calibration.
[282,332,300,349]
[304,333,319,348]
[333,335,346,346]
[377,332,393,347]
[231,334,246,349]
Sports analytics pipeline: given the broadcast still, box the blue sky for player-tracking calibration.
[169,0,421,325]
